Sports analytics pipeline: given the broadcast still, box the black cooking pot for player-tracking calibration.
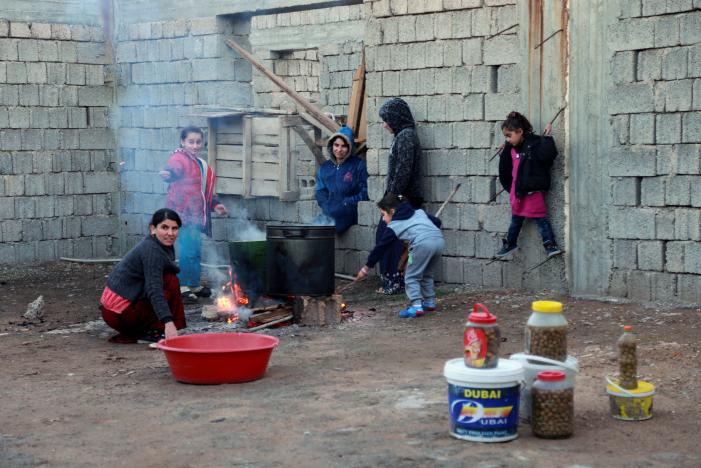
[266,225,335,296]
[228,240,266,300]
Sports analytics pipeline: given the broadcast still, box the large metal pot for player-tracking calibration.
[228,240,267,300]
[265,225,335,296]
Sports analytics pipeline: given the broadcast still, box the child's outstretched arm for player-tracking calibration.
[357,226,400,278]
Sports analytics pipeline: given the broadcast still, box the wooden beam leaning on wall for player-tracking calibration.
[224,38,340,135]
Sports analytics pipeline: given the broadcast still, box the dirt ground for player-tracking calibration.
[1,262,700,468]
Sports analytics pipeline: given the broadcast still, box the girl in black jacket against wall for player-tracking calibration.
[496,111,561,259]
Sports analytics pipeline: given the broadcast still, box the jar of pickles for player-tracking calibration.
[464,303,500,369]
[525,300,568,362]
[532,371,574,439]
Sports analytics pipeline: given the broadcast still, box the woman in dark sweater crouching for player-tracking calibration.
[100,208,187,343]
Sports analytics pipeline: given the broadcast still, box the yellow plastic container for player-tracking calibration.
[606,379,655,421]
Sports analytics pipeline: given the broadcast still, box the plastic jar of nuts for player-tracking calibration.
[464,303,500,369]
[617,325,638,389]
[525,300,568,362]
[532,371,573,439]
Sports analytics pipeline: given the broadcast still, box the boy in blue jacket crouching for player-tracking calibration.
[356,194,445,318]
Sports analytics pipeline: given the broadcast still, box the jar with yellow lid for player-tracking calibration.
[525,300,568,362]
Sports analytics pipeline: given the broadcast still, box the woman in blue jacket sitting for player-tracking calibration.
[315,126,368,234]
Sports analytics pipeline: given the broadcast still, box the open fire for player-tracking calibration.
[215,267,250,323]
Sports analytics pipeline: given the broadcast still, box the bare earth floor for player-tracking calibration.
[1,262,700,467]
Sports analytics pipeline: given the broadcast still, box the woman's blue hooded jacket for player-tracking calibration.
[315,126,369,234]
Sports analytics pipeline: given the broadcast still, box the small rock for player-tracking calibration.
[23,295,45,321]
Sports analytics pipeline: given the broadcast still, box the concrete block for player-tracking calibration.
[636,48,663,81]
[674,208,701,240]
[444,40,462,67]
[18,39,39,61]
[640,176,665,206]
[66,64,86,85]
[682,111,701,142]
[74,195,93,216]
[656,210,676,240]
[612,51,635,83]
[484,35,518,65]
[461,38,483,65]
[73,238,94,258]
[0,20,7,37]
[0,196,17,220]
[613,239,638,268]
[609,82,654,114]
[442,256,465,284]
[24,174,45,196]
[9,108,30,128]
[683,241,701,273]
[651,272,679,302]
[637,240,664,270]
[22,129,43,150]
[82,216,118,236]
[694,79,701,111]
[1,219,22,242]
[78,86,112,106]
[665,175,692,205]
[679,10,701,45]
[483,260,503,287]
[627,270,652,301]
[653,15,680,48]
[39,85,60,107]
[190,17,219,36]
[84,173,118,194]
[485,93,517,121]
[678,274,701,303]
[37,40,59,61]
[662,48,688,80]
[609,206,657,239]
[677,144,701,174]
[655,113,682,144]
[629,113,655,144]
[22,218,42,240]
[612,177,639,206]
[59,41,77,63]
[609,145,657,176]
[6,62,27,83]
[45,173,65,196]
[0,38,18,60]
[608,18,655,51]
[76,42,106,64]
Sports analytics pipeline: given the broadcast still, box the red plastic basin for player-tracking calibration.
[156,333,279,384]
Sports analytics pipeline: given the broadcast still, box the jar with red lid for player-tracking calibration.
[532,371,574,439]
[464,303,500,369]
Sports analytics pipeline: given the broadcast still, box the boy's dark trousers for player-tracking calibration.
[506,215,556,247]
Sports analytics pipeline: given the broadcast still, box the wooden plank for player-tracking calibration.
[347,52,365,136]
[298,111,335,137]
[242,116,253,198]
[217,177,243,195]
[356,87,367,143]
[217,133,243,145]
[252,134,280,146]
[278,119,291,197]
[252,116,280,135]
[218,160,280,181]
[224,38,340,134]
[217,144,244,161]
[251,145,279,163]
[250,179,280,197]
[207,118,217,177]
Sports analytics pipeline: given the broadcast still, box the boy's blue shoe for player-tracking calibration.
[399,305,424,318]
[422,299,436,312]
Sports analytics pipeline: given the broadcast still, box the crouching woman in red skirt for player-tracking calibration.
[100,208,187,343]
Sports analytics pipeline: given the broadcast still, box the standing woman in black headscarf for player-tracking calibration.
[375,97,423,294]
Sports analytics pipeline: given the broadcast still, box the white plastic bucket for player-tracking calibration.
[444,358,524,442]
[510,353,579,422]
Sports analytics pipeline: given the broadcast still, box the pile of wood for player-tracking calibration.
[293,294,343,326]
[247,304,294,330]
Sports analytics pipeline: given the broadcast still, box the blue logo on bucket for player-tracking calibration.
[448,384,520,440]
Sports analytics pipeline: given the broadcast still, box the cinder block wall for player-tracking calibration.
[114,15,253,252]
[0,18,117,263]
[602,3,701,303]
[356,0,551,288]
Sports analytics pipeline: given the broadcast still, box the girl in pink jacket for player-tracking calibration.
[160,126,227,302]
